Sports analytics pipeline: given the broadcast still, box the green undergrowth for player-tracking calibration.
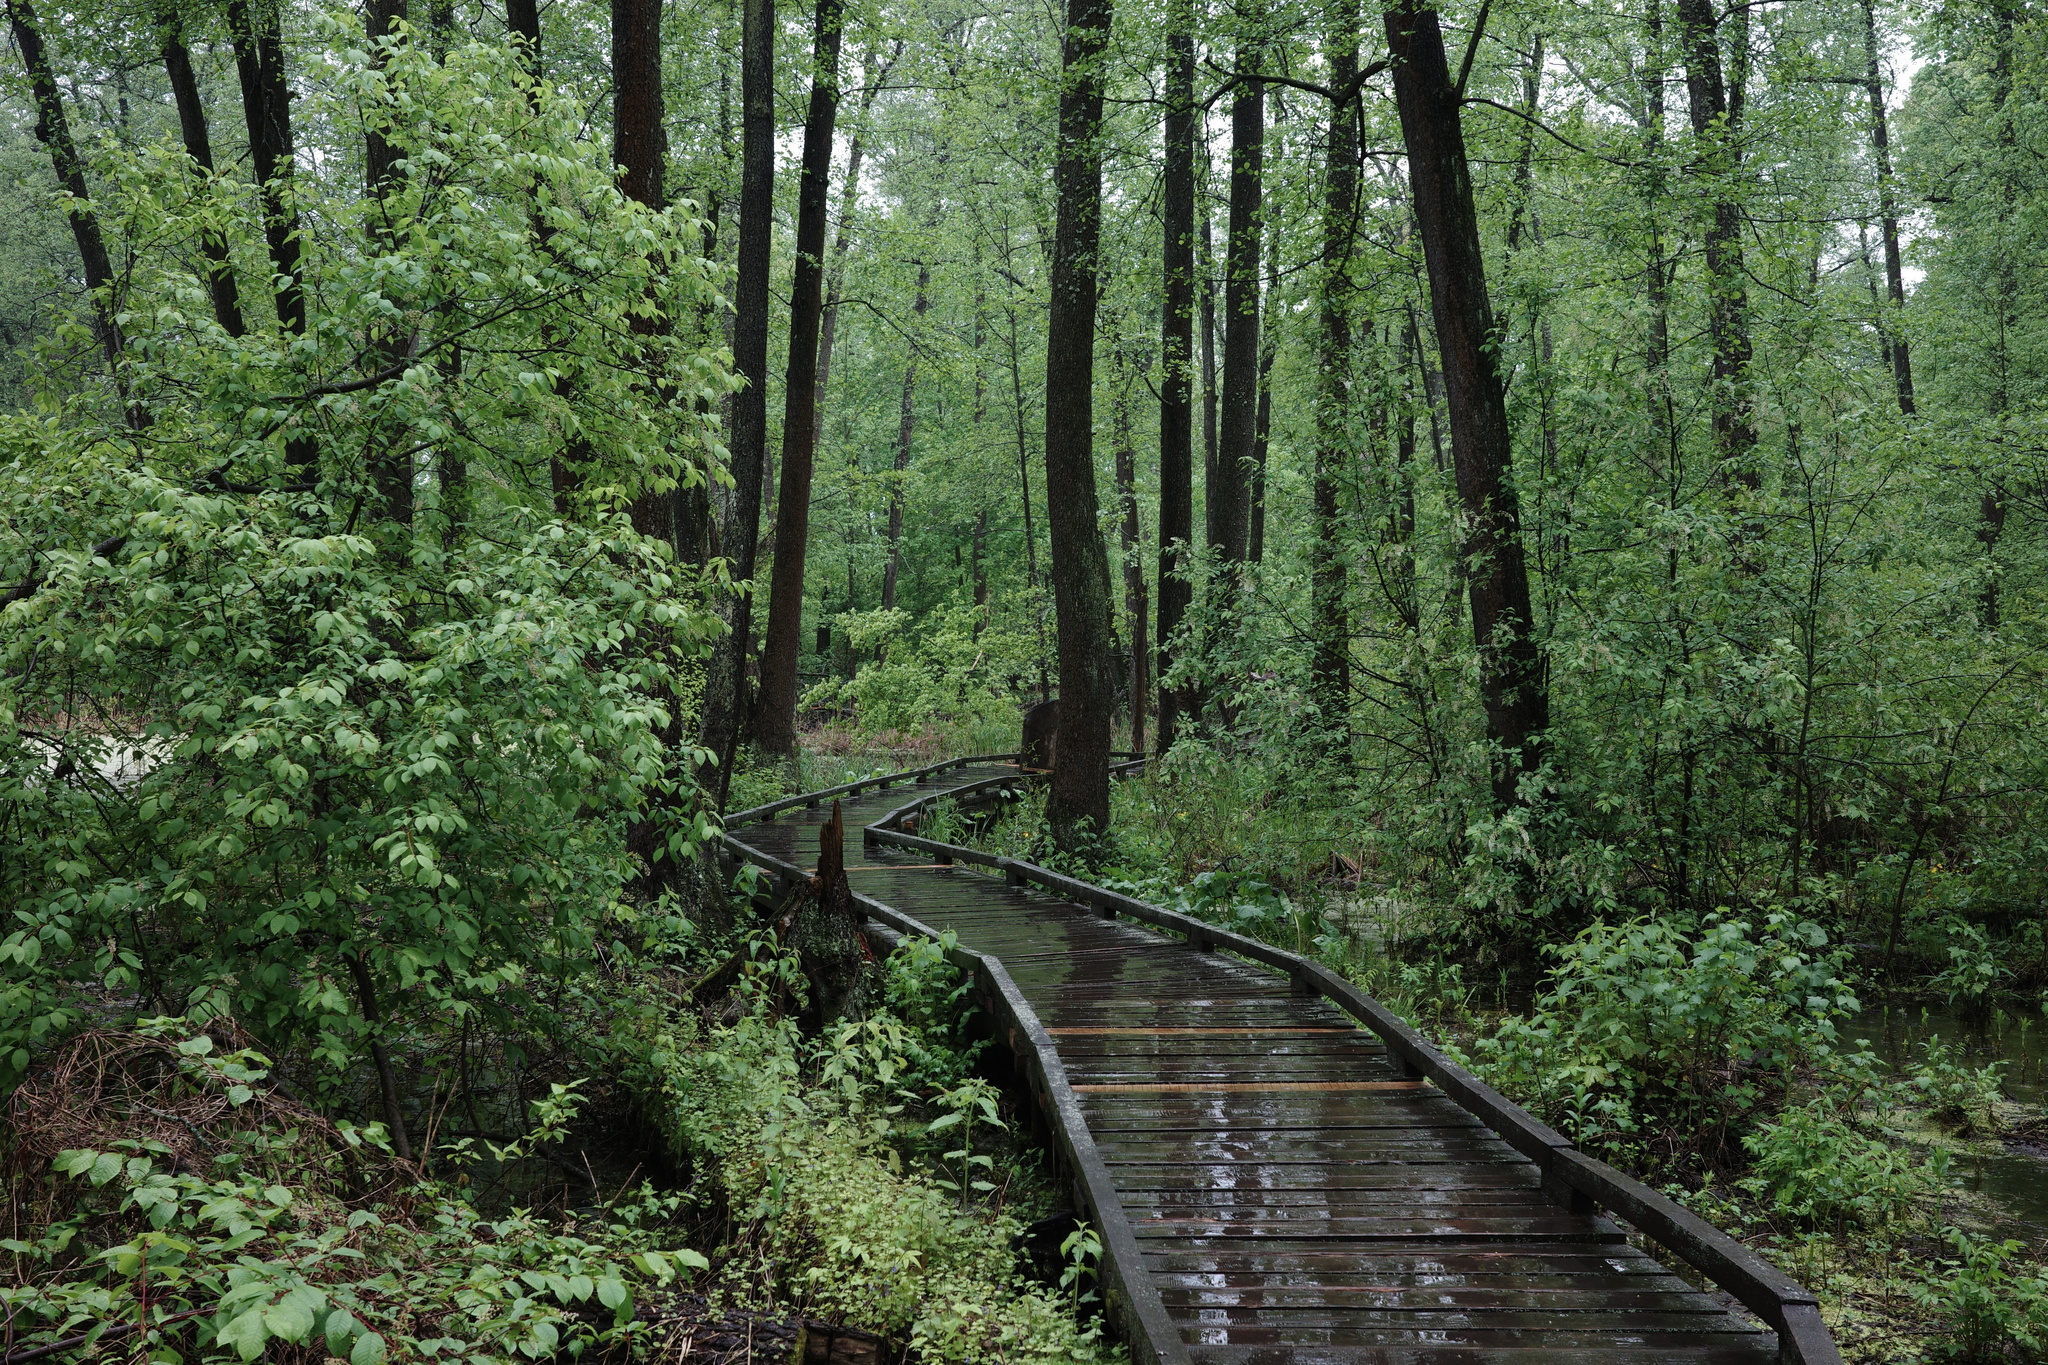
[0,903,1120,1365]
[624,931,1116,1364]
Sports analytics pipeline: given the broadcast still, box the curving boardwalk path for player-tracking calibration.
[726,760,1829,1365]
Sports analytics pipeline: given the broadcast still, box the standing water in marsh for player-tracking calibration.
[1849,1003,2048,1236]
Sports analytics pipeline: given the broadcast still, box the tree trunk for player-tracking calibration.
[346,953,415,1163]
[702,0,775,808]
[1042,0,1117,853]
[9,0,124,375]
[882,266,928,612]
[1155,7,1196,756]
[1248,218,1278,564]
[1200,216,1220,525]
[1214,48,1262,572]
[1113,352,1149,753]
[754,0,844,764]
[157,6,244,337]
[1860,0,1913,415]
[226,0,314,469]
[1675,0,1756,483]
[1310,6,1360,742]
[366,0,413,527]
[1384,0,1549,818]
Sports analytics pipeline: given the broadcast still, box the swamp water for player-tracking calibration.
[1849,1003,2048,1238]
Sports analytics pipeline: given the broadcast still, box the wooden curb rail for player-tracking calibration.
[722,756,1843,1365]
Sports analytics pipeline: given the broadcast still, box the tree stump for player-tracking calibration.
[792,800,867,1034]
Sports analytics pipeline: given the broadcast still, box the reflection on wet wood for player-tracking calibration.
[733,763,1782,1364]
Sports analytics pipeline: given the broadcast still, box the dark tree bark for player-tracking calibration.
[1200,216,1219,521]
[1113,351,1149,753]
[1248,220,1278,564]
[1859,0,1913,415]
[1042,0,1117,853]
[755,0,846,764]
[1213,49,1263,571]
[882,264,929,612]
[157,7,244,337]
[346,952,415,1163]
[366,0,413,527]
[227,0,315,469]
[1155,7,1196,756]
[506,0,539,65]
[702,0,775,808]
[1675,0,1756,482]
[1384,0,1549,817]
[1310,5,1360,742]
[9,0,124,374]
[612,0,665,210]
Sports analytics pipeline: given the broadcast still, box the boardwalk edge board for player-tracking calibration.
[722,756,1841,1365]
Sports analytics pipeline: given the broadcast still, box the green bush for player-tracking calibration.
[1738,1104,1944,1233]
[1473,911,1861,1167]
[639,940,1114,1365]
[1911,1230,2048,1362]
[0,1028,706,1365]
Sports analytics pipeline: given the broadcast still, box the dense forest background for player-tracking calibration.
[3,0,2048,1355]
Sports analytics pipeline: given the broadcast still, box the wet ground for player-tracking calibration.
[1848,1002,2048,1238]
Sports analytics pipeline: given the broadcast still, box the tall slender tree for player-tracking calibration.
[1860,0,1914,415]
[1214,38,1264,572]
[157,5,244,337]
[1384,0,1549,818]
[9,0,124,377]
[1675,0,1756,481]
[883,264,929,612]
[1309,0,1361,744]
[227,0,313,468]
[702,0,775,807]
[755,0,846,764]
[1042,0,1117,851]
[1155,1,1197,755]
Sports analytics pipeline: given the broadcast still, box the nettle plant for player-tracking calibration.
[0,20,731,1090]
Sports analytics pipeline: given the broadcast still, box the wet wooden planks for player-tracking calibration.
[735,767,1777,1363]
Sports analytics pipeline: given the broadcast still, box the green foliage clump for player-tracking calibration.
[1474,911,1861,1166]
[639,939,1113,1365]
[0,1029,706,1365]
[0,23,728,1090]
[803,604,1042,737]
[1910,1231,2048,1363]
[1738,1104,1944,1234]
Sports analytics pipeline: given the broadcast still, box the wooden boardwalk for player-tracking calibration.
[726,760,1833,1365]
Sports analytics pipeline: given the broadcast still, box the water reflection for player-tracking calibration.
[1848,1003,2048,1236]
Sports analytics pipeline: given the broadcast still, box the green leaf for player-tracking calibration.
[217,1308,269,1362]
[595,1278,628,1310]
[351,1331,389,1365]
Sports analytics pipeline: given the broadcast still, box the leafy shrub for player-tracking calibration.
[0,24,728,1092]
[1911,1230,2048,1361]
[1474,911,1861,1167]
[640,941,1113,1365]
[0,1028,706,1365]
[1906,1038,2007,1135]
[802,604,1039,735]
[1738,1104,1944,1233]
